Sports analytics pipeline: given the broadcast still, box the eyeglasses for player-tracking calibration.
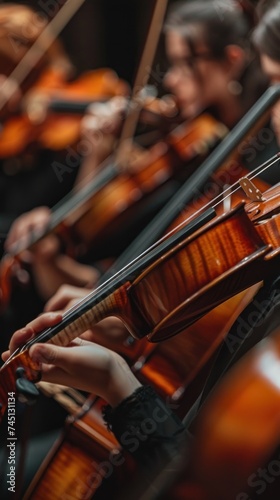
[184,52,215,67]
[168,52,216,75]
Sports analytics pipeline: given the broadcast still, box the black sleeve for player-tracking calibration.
[102,385,187,469]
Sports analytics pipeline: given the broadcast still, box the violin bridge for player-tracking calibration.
[239,177,265,201]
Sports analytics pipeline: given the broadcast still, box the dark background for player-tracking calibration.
[1,0,177,86]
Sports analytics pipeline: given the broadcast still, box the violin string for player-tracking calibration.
[13,152,280,354]
[209,154,280,208]
[10,152,280,345]
[212,153,280,209]
[245,154,280,182]
[176,153,280,219]
[50,149,280,237]
[57,154,280,324]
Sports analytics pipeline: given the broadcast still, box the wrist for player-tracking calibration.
[102,353,141,408]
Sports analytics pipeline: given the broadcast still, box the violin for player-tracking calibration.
[1,160,280,420]
[0,111,226,312]
[23,391,136,500]
[132,328,280,500]
[62,112,227,256]
[190,326,280,500]
[0,1,132,157]
[0,3,74,118]
[0,68,130,157]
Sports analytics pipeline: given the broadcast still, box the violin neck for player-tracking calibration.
[24,206,217,350]
[45,289,127,348]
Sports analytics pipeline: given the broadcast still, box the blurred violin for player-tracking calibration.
[0,67,130,157]
[0,110,226,307]
[0,1,131,157]
[0,2,81,121]
[62,112,226,256]
[0,0,172,159]
[0,3,73,103]
[191,326,280,500]
[141,326,280,500]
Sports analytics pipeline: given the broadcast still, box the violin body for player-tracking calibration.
[191,328,280,500]
[130,202,270,341]
[0,68,129,157]
[57,114,227,257]
[23,398,135,500]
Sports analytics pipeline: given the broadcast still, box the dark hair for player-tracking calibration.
[164,1,268,112]
[253,4,280,61]
[165,1,251,58]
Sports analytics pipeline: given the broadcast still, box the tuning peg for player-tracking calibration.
[15,367,40,405]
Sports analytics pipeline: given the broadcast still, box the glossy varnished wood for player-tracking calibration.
[24,400,134,500]
[65,114,226,250]
[129,204,269,340]
[0,200,274,419]
[135,286,260,401]
[191,329,280,500]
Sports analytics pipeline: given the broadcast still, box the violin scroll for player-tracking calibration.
[0,350,41,422]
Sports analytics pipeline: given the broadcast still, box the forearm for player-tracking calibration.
[102,353,142,408]
[32,255,99,300]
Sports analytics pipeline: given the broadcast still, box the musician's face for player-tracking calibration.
[164,29,231,119]
[260,53,280,144]
[164,30,201,118]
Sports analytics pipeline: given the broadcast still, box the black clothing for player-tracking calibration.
[103,385,186,467]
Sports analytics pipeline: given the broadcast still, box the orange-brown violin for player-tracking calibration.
[0,112,226,312]
[190,326,280,500]
[1,161,280,419]
[0,68,130,157]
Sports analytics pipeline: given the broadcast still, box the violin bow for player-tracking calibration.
[115,0,169,168]
[0,0,87,110]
